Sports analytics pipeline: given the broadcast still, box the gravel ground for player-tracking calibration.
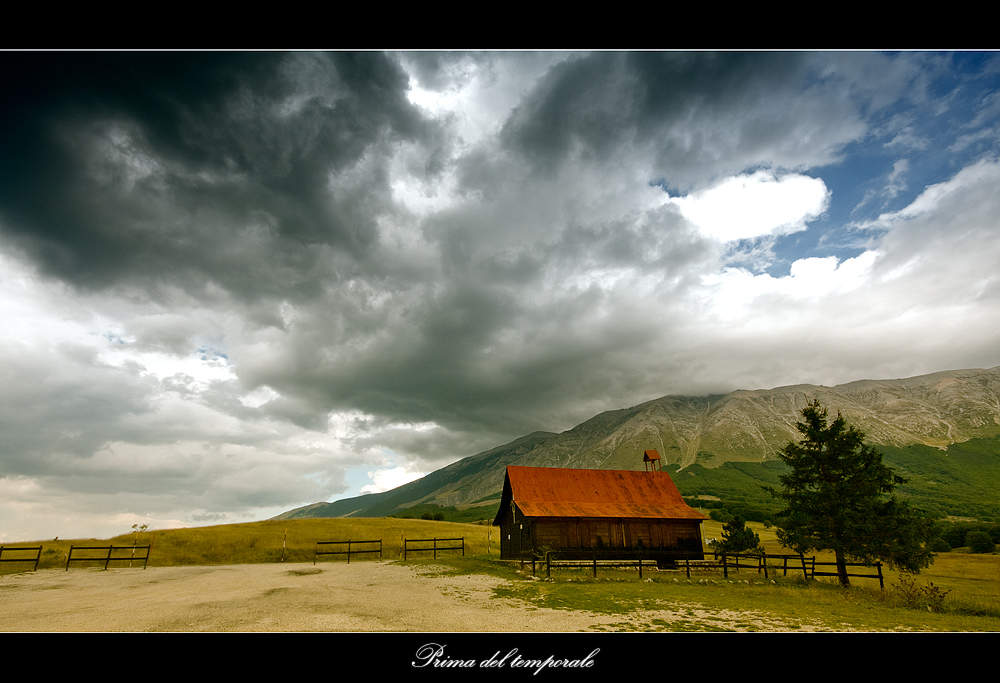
[0,560,841,633]
[0,561,631,632]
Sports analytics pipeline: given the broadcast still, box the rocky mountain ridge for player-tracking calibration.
[274,366,1000,520]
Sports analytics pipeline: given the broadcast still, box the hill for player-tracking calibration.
[273,366,1000,523]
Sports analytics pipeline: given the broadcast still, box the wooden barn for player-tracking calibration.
[493,455,709,561]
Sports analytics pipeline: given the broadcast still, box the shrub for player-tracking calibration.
[928,537,952,553]
[893,573,951,612]
[936,521,1000,549]
[710,509,733,524]
[965,530,996,554]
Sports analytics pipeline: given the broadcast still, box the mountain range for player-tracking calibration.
[274,366,1000,522]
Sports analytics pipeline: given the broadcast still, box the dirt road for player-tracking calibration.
[0,561,629,632]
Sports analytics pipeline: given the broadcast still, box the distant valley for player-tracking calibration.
[274,367,1000,523]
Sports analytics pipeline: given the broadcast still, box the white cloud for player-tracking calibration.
[360,466,425,494]
[680,158,1000,390]
[700,250,878,326]
[668,171,830,242]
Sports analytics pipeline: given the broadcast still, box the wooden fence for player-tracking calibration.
[314,539,382,564]
[680,552,884,587]
[0,545,42,572]
[677,552,812,579]
[523,549,885,588]
[539,554,658,579]
[65,544,150,570]
[811,560,885,588]
[522,549,704,579]
[768,553,816,579]
[403,537,465,561]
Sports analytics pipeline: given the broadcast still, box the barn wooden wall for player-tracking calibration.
[499,516,703,557]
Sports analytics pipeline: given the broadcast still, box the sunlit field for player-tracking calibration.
[1,517,499,570]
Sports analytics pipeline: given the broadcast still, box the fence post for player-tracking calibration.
[877,562,884,590]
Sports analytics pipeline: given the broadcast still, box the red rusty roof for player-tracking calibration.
[502,466,709,520]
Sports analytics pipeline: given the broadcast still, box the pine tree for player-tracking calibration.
[710,514,762,555]
[767,400,936,587]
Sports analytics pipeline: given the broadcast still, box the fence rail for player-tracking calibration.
[314,539,382,564]
[541,554,657,579]
[0,545,42,571]
[681,553,883,586]
[679,553,759,579]
[812,560,884,588]
[768,553,816,579]
[676,552,811,579]
[521,549,705,579]
[524,549,885,588]
[403,537,465,561]
[65,545,150,570]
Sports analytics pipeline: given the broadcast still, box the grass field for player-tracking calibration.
[1,517,499,570]
[3,518,997,631]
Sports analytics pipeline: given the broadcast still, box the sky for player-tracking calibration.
[2,51,999,542]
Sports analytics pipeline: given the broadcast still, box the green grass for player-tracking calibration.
[425,552,1000,632]
[3,517,997,631]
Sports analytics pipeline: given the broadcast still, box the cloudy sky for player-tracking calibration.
[2,51,999,542]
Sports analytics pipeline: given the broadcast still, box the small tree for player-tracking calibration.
[710,514,762,555]
[766,400,936,587]
[709,508,734,524]
[966,530,995,554]
[928,537,952,553]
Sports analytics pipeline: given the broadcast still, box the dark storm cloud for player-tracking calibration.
[503,52,807,184]
[397,51,489,93]
[238,199,715,443]
[0,52,437,303]
[496,51,869,188]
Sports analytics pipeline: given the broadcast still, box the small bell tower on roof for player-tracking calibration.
[643,449,662,472]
